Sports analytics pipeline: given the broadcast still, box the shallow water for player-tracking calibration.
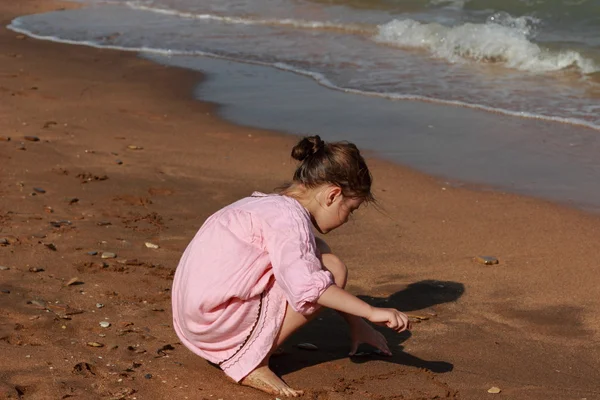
[6,0,600,211]
[9,0,600,130]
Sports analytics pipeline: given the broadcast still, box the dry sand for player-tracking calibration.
[1,1,600,399]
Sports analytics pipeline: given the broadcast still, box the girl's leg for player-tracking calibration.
[240,240,348,397]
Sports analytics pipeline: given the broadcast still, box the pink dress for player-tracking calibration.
[171,192,334,382]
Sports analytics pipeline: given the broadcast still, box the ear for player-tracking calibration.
[325,186,343,206]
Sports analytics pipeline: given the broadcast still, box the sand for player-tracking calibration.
[1,1,600,399]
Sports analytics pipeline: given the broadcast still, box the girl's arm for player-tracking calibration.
[317,285,410,332]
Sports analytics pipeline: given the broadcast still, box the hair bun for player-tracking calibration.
[291,135,325,162]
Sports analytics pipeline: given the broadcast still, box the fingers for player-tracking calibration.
[386,310,410,333]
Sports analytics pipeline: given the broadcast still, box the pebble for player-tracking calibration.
[127,145,143,150]
[99,321,111,328]
[96,221,111,226]
[0,266,9,270]
[87,251,98,256]
[0,238,8,245]
[44,243,57,251]
[24,136,40,142]
[43,206,53,214]
[28,267,44,273]
[68,198,79,205]
[296,343,319,351]
[487,387,501,394]
[144,374,152,379]
[475,256,499,265]
[33,187,46,194]
[65,277,82,286]
[1,289,10,294]
[87,342,104,347]
[101,252,117,259]
[50,220,72,228]
[96,303,104,308]
[145,242,159,249]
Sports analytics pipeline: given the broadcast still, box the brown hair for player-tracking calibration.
[280,135,374,202]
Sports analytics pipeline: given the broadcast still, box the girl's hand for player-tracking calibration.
[367,307,411,333]
[348,318,392,356]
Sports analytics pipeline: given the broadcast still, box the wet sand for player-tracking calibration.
[1,1,600,399]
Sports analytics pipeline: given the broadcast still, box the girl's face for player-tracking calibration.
[312,187,364,234]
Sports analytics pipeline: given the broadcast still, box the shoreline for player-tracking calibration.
[8,5,600,214]
[2,1,600,400]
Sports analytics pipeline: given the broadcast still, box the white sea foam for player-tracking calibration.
[375,16,600,74]
[9,19,599,132]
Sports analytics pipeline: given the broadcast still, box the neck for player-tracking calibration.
[282,184,320,216]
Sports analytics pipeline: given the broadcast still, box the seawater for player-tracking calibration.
[9,0,600,129]
[6,0,600,210]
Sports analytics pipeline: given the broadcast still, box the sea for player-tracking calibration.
[8,0,600,211]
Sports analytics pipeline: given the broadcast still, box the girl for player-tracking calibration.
[172,135,411,397]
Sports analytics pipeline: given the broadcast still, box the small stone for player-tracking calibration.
[96,303,104,308]
[68,198,79,205]
[96,221,111,226]
[116,159,123,165]
[43,206,53,214]
[475,256,499,265]
[24,136,40,142]
[296,343,318,351]
[29,300,47,309]
[127,145,143,150]
[87,251,98,256]
[50,220,72,228]
[0,266,9,270]
[0,238,8,245]
[87,342,104,347]
[145,242,159,249]
[28,267,44,273]
[44,243,57,251]
[2,236,17,245]
[487,387,501,394]
[65,277,82,286]
[1,289,10,294]
[101,252,117,259]
[99,321,111,328]
[33,187,46,194]
[144,373,152,379]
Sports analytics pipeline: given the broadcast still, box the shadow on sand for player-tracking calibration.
[273,279,465,376]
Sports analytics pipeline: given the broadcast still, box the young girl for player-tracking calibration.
[172,135,411,397]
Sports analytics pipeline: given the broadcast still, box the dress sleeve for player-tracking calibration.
[262,202,334,315]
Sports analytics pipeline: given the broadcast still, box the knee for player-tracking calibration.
[322,253,348,289]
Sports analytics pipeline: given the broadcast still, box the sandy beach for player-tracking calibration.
[1,1,600,399]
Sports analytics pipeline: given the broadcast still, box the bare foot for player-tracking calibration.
[241,365,304,397]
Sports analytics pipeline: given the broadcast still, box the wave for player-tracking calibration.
[124,1,369,34]
[126,2,599,76]
[375,14,599,74]
[8,18,600,132]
